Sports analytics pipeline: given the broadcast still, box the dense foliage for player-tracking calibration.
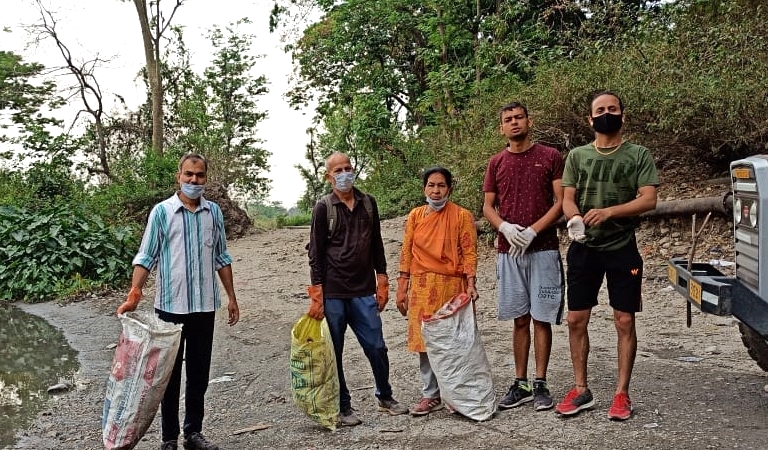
[0,13,270,302]
[2,0,768,302]
[274,0,768,216]
[0,204,137,302]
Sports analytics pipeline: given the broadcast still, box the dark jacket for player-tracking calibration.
[307,188,386,298]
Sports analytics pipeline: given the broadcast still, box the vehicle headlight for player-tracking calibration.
[734,198,742,224]
[750,201,758,227]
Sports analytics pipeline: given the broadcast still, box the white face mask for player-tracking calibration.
[333,171,356,192]
[180,183,205,199]
[426,196,448,211]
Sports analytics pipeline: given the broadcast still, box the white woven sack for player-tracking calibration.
[422,293,496,421]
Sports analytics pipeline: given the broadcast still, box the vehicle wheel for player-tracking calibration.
[738,321,768,372]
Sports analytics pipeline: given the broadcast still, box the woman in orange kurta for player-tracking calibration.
[396,166,478,416]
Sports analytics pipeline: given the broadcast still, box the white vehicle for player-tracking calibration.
[668,155,768,371]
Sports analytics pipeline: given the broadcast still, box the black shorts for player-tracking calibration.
[565,240,643,313]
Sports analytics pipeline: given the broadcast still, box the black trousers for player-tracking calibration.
[156,309,216,441]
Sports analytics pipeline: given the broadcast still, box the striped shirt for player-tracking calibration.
[132,193,232,314]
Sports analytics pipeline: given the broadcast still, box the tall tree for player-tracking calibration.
[171,20,271,200]
[0,51,58,136]
[0,50,64,164]
[30,0,113,179]
[125,0,184,156]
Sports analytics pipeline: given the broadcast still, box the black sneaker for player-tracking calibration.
[183,432,219,450]
[498,380,533,409]
[533,380,554,411]
[160,441,178,450]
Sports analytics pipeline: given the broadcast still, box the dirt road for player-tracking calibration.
[12,216,768,450]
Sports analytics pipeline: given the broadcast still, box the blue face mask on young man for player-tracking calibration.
[180,183,205,199]
[426,196,448,211]
[334,171,356,193]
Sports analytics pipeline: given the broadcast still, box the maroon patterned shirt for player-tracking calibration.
[482,143,564,253]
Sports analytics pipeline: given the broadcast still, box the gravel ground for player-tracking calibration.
[10,215,768,450]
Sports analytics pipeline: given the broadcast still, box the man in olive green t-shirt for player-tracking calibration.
[555,90,659,421]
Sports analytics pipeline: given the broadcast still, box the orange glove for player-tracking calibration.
[117,287,142,316]
[395,277,409,316]
[307,285,324,320]
[375,274,389,312]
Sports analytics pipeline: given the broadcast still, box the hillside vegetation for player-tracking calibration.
[2,0,766,302]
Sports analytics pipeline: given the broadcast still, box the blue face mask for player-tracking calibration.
[333,171,356,193]
[426,196,448,211]
[180,183,205,199]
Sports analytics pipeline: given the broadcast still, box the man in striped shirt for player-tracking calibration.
[117,153,239,450]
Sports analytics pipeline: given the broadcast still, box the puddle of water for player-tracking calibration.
[0,303,80,448]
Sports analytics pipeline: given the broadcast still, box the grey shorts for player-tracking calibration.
[496,250,564,324]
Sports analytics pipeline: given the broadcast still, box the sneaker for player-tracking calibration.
[607,392,633,420]
[498,380,533,409]
[411,397,444,416]
[555,387,595,416]
[378,397,409,415]
[338,408,362,426]
[183,432,219,450]
[533,380,554,411]
[160,441,178,450]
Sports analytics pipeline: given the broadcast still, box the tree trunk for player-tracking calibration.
[640,192,733,218]
[133,0,164,156]
[36,2,112,179]
[477,193,735,231]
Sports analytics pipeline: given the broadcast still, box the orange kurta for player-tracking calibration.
[398,201,477,352]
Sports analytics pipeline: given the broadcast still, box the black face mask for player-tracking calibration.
[591,112,623,134]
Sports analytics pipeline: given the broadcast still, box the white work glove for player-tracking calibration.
[511,226,537,253]
[499,222,524,247]
[566,216,587,242]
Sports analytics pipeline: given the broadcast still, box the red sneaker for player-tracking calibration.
[411,397,443,416]
[555,387,594,416]
[607,392,633,420]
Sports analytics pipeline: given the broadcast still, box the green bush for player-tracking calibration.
[0,171,32,208]
[0,204,138,303]
[88,181,171,226]
[87,151,180,225]
[276,213,312,227]
[359,139,437,219]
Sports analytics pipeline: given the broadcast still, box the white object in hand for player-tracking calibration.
[566,216,587,242]
[499,221,524,247]
[511,226,537,253]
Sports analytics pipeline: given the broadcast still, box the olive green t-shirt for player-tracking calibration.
[561,142,659,251]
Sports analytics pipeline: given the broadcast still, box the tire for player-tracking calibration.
[738,321,768,372]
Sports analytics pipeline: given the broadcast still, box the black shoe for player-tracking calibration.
[183,432,219,450]
[533,380,554,411]
[498,380,533,409]
[160,441,178,450]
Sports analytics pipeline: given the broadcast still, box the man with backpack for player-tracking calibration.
[306,152,409,426]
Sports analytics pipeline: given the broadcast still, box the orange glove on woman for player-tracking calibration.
[375,274,389,312]
[116,287,142,315]
[307,285,324,320]
[395,276,409,316]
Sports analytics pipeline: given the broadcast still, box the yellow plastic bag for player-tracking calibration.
[290,315,339,430]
